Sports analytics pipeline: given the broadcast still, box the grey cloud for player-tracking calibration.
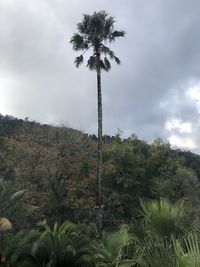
[1,0,200,152]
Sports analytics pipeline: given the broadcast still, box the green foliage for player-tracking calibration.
[130,200,200,267]
[0,178,25,224]
[92,225,135,267]
[1,115,200,229]
[137,238,176,267]
[2,199,200,267]
[102,137,149,225]
[139,198,191,238]
[10,221,94,267]
[174,233,200,267]
[135,232,200,267]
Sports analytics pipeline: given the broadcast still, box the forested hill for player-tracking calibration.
[1,114,200,229]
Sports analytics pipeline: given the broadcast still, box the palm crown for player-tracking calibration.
[70,11,125,71]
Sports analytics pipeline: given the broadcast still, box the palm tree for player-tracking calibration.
[139,198,192,239]
[92,225,135,267]
[11,220,94,267]
[70,11,125,230]
[130,198,197,267]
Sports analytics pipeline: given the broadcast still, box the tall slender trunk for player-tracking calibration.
[96,53,103,231]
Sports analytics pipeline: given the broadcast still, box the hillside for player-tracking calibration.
[1,114,200,229]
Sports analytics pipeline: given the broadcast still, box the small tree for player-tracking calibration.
[70,11,125,230]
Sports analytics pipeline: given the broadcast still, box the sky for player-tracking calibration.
[1,0,200,153]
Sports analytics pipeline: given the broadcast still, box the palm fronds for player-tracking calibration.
[92,225,135,267]
[140,198,188,238]
[8,221,94,267]
[70,11,125,72]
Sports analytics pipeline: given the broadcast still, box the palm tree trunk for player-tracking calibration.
[96,57,103,231]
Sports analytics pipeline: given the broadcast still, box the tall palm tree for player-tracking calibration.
[70,11,125,230]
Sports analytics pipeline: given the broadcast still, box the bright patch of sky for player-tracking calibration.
[187,85,200,113]
[165,119,192,133]
[169,135,196,150]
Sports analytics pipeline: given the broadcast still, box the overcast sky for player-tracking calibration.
[1,0,200,153]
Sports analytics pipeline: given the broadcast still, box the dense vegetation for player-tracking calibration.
[1,114,200,266]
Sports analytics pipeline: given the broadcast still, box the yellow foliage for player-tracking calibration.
[0,217,12,231]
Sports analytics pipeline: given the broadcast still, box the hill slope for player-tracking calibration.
[1,114,200,229]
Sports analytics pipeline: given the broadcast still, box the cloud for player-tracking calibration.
[1,0,200,152]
